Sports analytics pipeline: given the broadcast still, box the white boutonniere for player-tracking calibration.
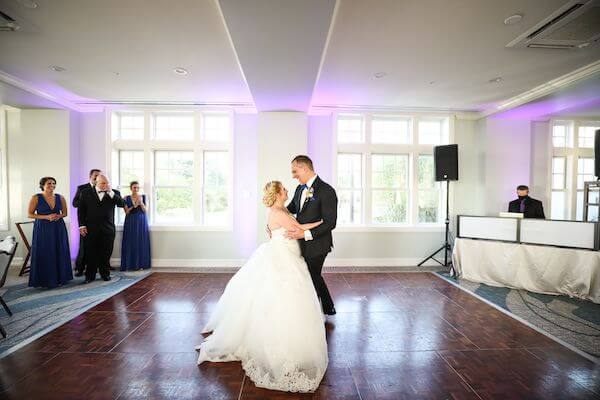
[306,187,315,202]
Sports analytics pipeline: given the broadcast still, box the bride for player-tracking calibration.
[196,181,328,393]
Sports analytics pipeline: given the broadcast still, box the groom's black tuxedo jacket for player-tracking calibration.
[287,176,338,259]
[77,187,124,234]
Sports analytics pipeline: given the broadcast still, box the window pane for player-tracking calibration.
[204,114,230,142]
[418,120,445,145]
[155,188,193,223]
[372,190,407,224]
[418,155,441,223]
[418,190,439,223]
[578,126,599,148]
[155,151,194,186]
[154,114,194,140]
[551,191,565,220]
[552,157,565,174]
[577,157,595,190]
[119,151,144,186]
[118,114,144,140]
[337,115,363,143]
[372,154,408,189]
[552,175,565,190]
[552,122,573,148]
[204,151,229,225]
[552,125,565,148]
[337,154,361,189]
[418,155,438,189]
[338,189,362,224]
[372,117,410,144]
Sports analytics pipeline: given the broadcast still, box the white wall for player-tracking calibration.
[475,117,533,215]
[257,112,308,242]
[530,120,551,207]
[2,109,74,258]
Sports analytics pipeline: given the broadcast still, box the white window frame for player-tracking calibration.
[549,119,599,220]
[0,107,9,231]
[333,112,453,231]
[106,107,234,231]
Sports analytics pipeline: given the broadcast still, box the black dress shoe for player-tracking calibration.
[102,276,111,281]
[83,279,91,284]
[324,307,336,316]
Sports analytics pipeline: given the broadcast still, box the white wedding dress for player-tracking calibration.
[196,227,328,393]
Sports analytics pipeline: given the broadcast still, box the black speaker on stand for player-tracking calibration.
[418,144,458,274]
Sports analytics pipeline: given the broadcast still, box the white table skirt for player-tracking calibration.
[452,237,600,303]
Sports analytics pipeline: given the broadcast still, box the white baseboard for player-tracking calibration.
[109,257,440,268]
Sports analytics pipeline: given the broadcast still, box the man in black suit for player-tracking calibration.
[286,155,337,315]
[72,168,102,277]
[508,185,545,219]
[78,174,124,283]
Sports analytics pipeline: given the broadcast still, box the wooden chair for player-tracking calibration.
[15,221,33,276]
[0,236,18,338]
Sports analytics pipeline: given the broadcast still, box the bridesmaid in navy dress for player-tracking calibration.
[28,177,73,288]
[120,181,151,271]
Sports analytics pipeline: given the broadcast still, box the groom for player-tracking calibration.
[286,155,337,315]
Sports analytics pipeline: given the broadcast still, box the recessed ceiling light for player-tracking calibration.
[374,72,387,79]
[173,67,188,76]
[16,0,38,9]
[504,14,523,25]
[488,77,503,83]
[50,65,66,72]
[429,80,436,85]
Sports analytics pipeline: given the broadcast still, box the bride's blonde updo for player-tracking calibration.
[263,181,284,207]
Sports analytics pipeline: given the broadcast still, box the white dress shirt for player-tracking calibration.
[300,175,317,241]
[96,189,114,202]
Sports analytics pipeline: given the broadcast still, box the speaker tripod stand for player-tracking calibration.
[418,179,455,275]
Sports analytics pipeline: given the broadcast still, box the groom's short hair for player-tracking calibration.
[292,155,314,171]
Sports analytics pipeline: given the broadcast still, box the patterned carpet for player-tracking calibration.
[0,270,151,357]
[436,271,600,361]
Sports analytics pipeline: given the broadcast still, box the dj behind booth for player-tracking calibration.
[452,130,600,304]
[507,185,545,219]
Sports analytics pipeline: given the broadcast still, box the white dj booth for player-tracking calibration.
[453,215,600,303]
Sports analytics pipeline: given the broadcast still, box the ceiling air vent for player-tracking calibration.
[506,0,600,49]
[0,10,20,31]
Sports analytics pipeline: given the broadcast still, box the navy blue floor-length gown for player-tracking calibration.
[28,193,73,288]
[120,195,151,271]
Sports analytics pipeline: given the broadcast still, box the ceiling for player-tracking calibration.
[0,0,599,115]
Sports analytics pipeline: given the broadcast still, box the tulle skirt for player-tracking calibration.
[196,236,328,392]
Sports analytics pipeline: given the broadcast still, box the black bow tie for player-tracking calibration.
[98,190,108,194]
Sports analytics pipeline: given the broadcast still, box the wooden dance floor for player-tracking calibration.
[0,272,598,399]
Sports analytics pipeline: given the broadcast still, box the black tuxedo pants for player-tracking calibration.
[75,235,85,273]
[305,254,334,312]
[84,230,115,280]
